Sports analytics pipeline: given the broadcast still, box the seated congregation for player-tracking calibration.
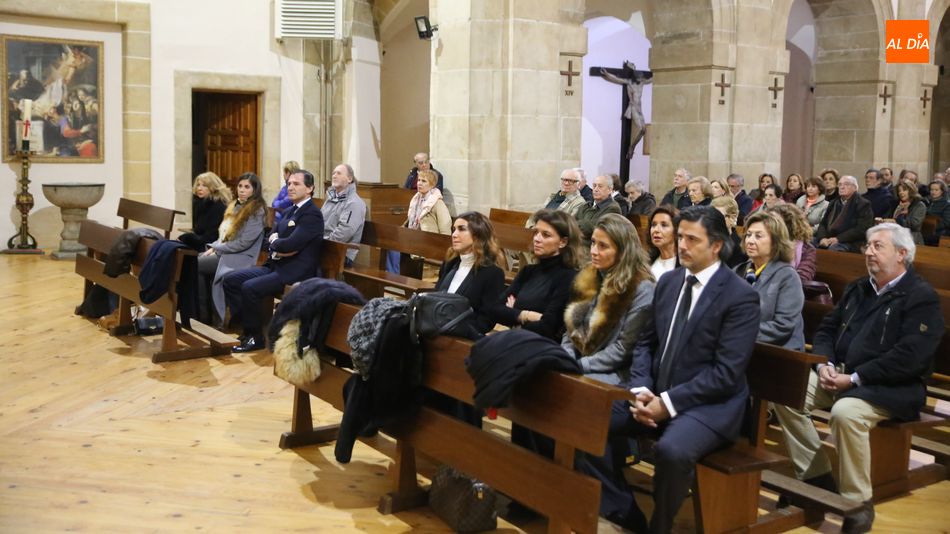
[78,157,950,534]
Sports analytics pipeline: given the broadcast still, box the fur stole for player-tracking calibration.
[273,320,322,387]
[564,266,638,356]
[406,188,443,229]
[219,199,263,243]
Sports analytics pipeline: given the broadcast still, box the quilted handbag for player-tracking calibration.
[407,292,474,341]
[428,465,497,533]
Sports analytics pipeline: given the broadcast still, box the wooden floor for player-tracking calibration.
[1,253,948,533]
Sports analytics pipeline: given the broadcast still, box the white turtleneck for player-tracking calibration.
[447,253,476,294]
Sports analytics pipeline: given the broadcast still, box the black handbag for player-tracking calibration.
[428,465,497,533]
[133,316,164,335]
[407,292,474,342]
[802,280,833,305]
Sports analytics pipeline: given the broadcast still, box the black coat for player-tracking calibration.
[179,196,227,249]
[862,187,896,219]
[493,255,577,340]
[813,269,945,421]
[628,192,657,216]
[436,257,505,334]
[814,194,874,245]
[660,188,691,210]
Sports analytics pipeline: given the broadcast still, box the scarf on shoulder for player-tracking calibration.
[564,266,638,356]
[406,188,443,229]
[219,199,263,242]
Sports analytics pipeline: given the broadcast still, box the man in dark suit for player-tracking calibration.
[727,173,753,224]
[223,169,324,352]
[578,206,760,533]
[814,175,874,253]
[774,223,944,534]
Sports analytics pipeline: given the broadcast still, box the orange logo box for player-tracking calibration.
[886,20,929,63]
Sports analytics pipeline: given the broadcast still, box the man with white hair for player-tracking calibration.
[660,168,692,210]
[774,223,944,534]
[625,180,657,216]
[813,175,874,252]
[537,168,587,218]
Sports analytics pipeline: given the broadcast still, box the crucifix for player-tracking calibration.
[715,73,731,105]
[920,89,931,111]
[768,77,784,108]
[589,60,653,184]
[879,85,892,112]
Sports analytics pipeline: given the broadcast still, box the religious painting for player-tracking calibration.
[2,35,103,162]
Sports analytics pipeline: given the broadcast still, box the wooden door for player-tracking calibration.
[193,91,259,189]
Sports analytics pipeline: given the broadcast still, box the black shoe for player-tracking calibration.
[232,335,264,353]
[606,501,648,534]
[842,501,874,534]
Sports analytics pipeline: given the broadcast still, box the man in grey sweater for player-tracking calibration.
[322,163,367,265]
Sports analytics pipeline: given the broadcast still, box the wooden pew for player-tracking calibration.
[76,220,238,362]
[814,248,950,300]
[489,207,531,227]
[344,221,450,299]
[491,221,534,276]
[117,197,185,238]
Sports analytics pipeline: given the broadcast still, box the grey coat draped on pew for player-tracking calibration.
[735,259,805,350]
[200,206,265,321]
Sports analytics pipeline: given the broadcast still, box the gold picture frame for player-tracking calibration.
[2,34,104,162]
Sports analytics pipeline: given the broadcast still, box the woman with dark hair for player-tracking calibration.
[493,209,582,340]
[435,212,506,334]
[889,181,927,244]
[198,172,267,325]
[735,211,805,350]
[646,205,678,280]
[562,214,655,385]
[783,173,805,204]
[926,181,950,245]
[819,168,840,203]
[179,172,231,250]
[768,203,817,283]
[795,176,829,232]
[749,183,784,216]
[749,173,775,212]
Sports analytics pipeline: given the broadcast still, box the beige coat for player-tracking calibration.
[407,195,452,234]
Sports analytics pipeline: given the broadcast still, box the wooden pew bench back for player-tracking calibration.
[117,198,185,239]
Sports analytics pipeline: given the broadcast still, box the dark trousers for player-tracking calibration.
[221,266,284,334]
[577,400,729,534]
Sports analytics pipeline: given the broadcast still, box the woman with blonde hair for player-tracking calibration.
[406,170,452,234]
[734,211,804,350]
[179,171,231,250]
[686,176,712,206]
[709,177,730,198]
[562,214,655,385]
[197,172,267,325]
[768,203,816,283]
[711,195,747,268]
[435,211,506,335]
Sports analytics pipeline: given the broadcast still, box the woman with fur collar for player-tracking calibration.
[562,214,655,385]
[198,172,266,326]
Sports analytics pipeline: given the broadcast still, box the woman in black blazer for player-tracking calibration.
[179,171,230,250]
[435,211,505,334]
[493,209,581,340]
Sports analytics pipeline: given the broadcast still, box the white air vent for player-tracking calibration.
[276,0,342,40]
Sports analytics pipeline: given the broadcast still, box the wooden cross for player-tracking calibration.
[768,77,784,108]
[879,85,892,110]
[560,60,580,87]
[920,89,932,111]
[715,73,731,105]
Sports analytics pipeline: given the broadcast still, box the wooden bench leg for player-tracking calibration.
[110,296,135,336]
[278,387,340,449]
[869,425,945,500]
[694,465,759,534]
[378,441,427,514]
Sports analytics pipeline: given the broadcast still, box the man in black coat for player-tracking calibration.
[862,168,896,218]
[727,173,753,224]
[660,168,692,210]
[814,175,874,253]
[224,170,324,352]
[403,152,444,190]
[774,223,944,534]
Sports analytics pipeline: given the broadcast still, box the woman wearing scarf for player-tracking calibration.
[387,170,452,273]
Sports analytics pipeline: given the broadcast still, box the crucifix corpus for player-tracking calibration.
[589,61,653,184]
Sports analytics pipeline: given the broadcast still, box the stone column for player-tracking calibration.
[428,0,587,214]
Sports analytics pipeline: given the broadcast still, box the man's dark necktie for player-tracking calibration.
[656,274,699,392]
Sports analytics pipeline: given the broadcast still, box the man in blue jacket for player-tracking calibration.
[774,223,944,534]
[224,169,324,352]
[579,206,760,533]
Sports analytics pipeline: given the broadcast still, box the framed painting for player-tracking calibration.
[2,34,104,162]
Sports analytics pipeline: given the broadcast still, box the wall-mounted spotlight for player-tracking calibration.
[415,16,438,40]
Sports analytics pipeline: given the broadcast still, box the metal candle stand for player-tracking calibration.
[2,138,44,254]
